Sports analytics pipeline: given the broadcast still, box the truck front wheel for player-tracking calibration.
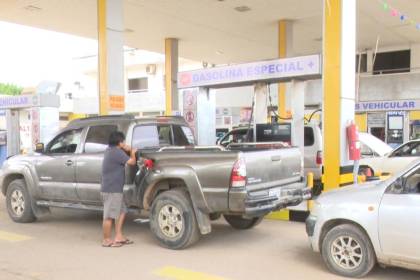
[6,179,36,223]
[150,189,200,249]
[224,215,263,230]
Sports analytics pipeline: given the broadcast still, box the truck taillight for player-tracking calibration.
[230,158,247,188]
[144,159,154,169]
[316,151,322,165]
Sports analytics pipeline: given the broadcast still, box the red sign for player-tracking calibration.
[180,73,192,87]
[185,111,195,123]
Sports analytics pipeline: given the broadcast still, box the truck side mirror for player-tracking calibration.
[35,143,45,153]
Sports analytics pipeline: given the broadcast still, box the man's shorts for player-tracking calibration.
[101,192,128,219]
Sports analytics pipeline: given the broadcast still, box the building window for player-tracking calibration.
[356,54,367,73]
[128,77,148,93]
[373,50,410,75]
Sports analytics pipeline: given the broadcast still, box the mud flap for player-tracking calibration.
[192,206,212,235]
[31,201,50,218]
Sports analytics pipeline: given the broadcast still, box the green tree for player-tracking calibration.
[0,83,23,95]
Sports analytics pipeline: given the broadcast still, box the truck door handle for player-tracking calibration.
[271,155,282,161]
[65,160,74,166]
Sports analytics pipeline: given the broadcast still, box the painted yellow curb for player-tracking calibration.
[155,266,228,280]
[265,210,289,221]
[0,230,32,242]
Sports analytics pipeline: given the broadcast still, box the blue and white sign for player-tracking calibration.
[356,100,420,112]
[0,94,60,110]
[0,95,35,109]
[178,54,321,89]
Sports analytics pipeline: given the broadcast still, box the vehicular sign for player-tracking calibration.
[0,94,60,109]
[178,55,321,89]
[356,99,420,112]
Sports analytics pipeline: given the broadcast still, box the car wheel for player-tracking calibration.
[150,189,200,249]
[6,179,36,223]
[224,215,263,230]
[321,224,376,278]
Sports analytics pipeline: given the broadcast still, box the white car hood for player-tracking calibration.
[359,133,392,157]
[316,181,386,206]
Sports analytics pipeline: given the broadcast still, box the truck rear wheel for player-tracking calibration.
[150,189,200,249]
[6,179,36,223]
[224,215,263,230]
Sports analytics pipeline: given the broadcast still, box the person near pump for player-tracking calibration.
[101,131,137,247]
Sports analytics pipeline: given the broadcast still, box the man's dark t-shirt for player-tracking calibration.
[101,147,130,193]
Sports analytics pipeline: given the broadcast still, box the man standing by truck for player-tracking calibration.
[101,131,137,247]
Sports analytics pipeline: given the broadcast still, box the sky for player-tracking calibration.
[0,21,98,87]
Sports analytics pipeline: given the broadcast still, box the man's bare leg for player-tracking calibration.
[102,218,113,245]
[114,212,126,242]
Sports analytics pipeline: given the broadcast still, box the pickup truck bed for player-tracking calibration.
[137,145,309,223]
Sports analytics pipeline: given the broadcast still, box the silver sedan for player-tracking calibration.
[306,159,420,278]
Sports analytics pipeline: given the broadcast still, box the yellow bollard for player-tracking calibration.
[307,172,314,188]
[307,172,314,211]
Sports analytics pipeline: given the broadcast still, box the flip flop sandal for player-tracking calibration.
[102,242,123,248]
[116,239,134,245]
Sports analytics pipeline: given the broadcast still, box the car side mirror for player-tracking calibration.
[35,143,45,153]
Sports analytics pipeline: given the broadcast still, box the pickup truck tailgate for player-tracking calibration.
[242,147,303,190]
[228,145,309,216]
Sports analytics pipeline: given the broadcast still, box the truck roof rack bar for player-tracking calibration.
[70,114,135,122]
[228,142,291,148]
[156,115,185,119]
[158,146,225,152]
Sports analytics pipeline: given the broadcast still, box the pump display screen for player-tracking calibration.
[256,123,292,143]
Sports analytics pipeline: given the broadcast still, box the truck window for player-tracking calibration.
[173,125,194,145]
[220,129,250,146]
[47,129,83,154]
[181,126,195,145]
[84,125,117,153]
[158,125,172,146]
[133,125,158,149]
[132,125,172,149]
[304,127,314,146]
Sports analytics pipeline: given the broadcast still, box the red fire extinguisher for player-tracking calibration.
[346,122,361,161]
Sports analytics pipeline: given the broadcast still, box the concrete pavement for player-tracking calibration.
[0,198,419,280]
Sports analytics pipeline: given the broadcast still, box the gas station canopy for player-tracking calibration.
[1,1,420,64]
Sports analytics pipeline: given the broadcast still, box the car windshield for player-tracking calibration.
[390,141,420,157]
[359,132,392,156]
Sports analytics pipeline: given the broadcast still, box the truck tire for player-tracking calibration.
[209,213,221,221]
[6,179,36,223]
[321,224,376,278]
[150,189,200,249]
[224,215,263,230]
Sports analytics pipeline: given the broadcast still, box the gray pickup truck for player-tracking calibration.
[0,115,310,249]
